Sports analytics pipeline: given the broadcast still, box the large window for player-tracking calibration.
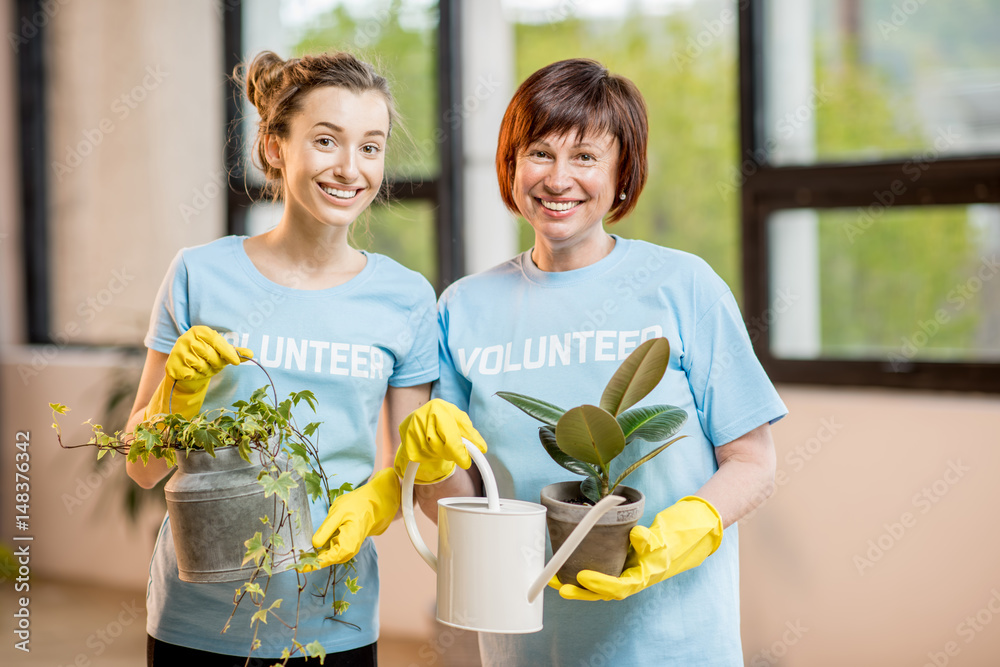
[740,0,1000,392]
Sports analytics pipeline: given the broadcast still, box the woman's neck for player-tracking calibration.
[244,217,366,290]
[531,231,615,273]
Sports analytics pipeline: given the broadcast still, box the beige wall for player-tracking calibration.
[741,386,1000,666]
[46,0,225,345]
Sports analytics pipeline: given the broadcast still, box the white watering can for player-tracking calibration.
[401,439,624,634]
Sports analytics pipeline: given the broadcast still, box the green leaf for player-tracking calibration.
[259,471,298,503]
[618,405,688,443]
[328,481,353,506]
[495,391,565,426]
[538,426,601,478]
[285,440,309,461]
[292,390,318,412]
[294,551,322,572]
[555,405,625,472]
[581,477,601,504]
[251,608,269,625]
[611,435,687,492]
[344,575,362,594]
[303,640,327,661]
[191,427,224,456]
[242,532,267,567]
[303,471,323,501]
[599,337,670,416]
[242,581,264,599]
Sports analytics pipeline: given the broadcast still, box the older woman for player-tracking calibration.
[430,58,787,666]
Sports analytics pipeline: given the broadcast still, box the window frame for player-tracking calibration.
[738,2,1000,393]
[16,0,51,343]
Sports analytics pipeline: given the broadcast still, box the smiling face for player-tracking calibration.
[513,130,620,251]
[265,85,390,232]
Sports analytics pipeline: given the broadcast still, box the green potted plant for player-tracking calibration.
[50,360,357,664]
[496,337,688,586]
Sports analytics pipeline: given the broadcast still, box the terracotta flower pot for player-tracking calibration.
[539,481,644,587]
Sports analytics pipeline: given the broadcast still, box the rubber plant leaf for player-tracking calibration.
[538,425,601,479]
[555,405,625,473]
[617,405,688,444]
[580,477,602,504]
[599,337,671,416]
[496,391,565,427]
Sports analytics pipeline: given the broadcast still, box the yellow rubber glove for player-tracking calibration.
[305,469,401,570]
[555,495,723,601]
[143,326,252,421]
[393,399,488,484]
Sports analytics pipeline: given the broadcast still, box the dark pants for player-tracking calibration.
[146,635,377,666]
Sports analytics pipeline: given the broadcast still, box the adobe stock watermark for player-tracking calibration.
[671,0,747,71]
[405,614,476,667]
[717,85,833,201]
[715,288,799,374]
[414,74,501,158]
[61,459,122,515]
[741,415,844,524]
[56,600,143,667]
[887,255,1000,370]
[51,65,169,182]
[747,619,809,667]
[7,0,71,53]
[542,0,582,23]
[17,266,136,384]
[922,588,1000,667]
[179,168,228,224]
[842,126,961,244]
[853,459,970,575]
[353,8,392,48]
[877,0,929,39]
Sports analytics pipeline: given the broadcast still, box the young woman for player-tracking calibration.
[125,50,437,666]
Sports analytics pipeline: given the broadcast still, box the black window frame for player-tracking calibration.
[223,0,464,294]
[738,2,1000,394]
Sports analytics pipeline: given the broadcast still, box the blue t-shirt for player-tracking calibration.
[435,236,787,667]
[143,236,438,657]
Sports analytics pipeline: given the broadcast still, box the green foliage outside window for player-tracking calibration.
[286,0,996,361]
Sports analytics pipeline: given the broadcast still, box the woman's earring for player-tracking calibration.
[619,191,626,201]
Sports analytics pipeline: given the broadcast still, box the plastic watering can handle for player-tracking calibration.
[401,438,501,571]
[525,493,625,604]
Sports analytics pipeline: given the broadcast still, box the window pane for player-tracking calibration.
[360,199,438,287]
[241,0,439,182]
[768,205,1000,364]
[762,0,1000,166]
[502,0,742,295]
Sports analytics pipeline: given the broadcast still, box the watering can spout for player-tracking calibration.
[525,494,625,603]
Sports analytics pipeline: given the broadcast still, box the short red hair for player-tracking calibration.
[496,59,649,224]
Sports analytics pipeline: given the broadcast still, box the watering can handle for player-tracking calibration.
[526,493,625,604]
[401,438,501,571]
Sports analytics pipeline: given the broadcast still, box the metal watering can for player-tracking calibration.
[401,439,624,634]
